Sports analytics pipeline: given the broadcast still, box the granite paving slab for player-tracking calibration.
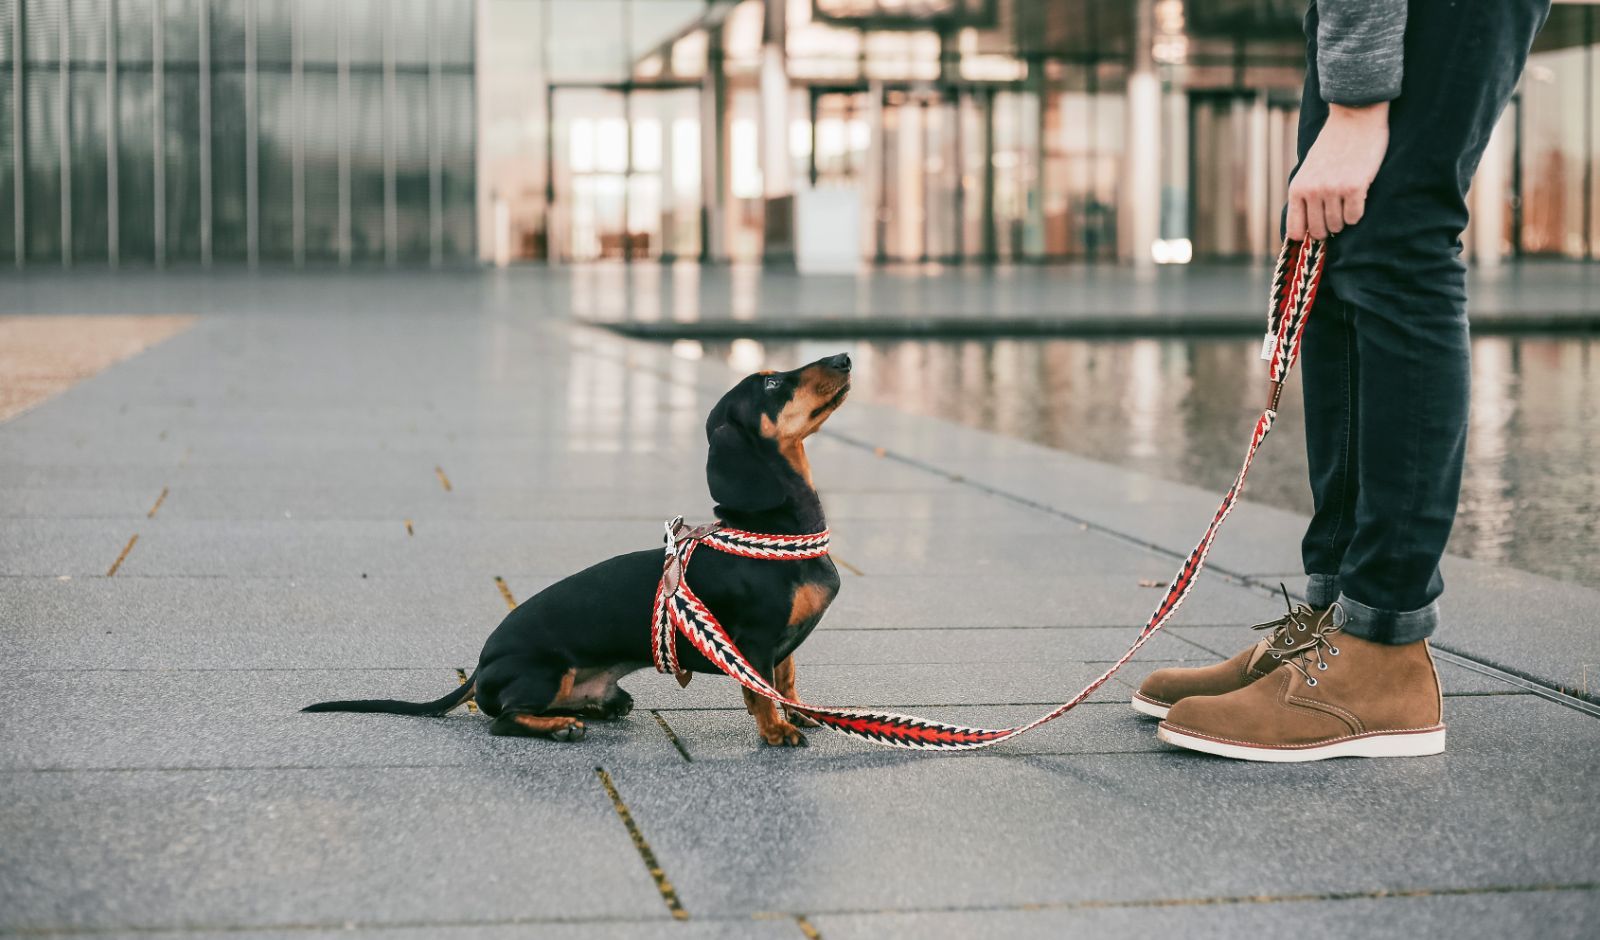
[0,765,670,934]
[610,696,1600,918]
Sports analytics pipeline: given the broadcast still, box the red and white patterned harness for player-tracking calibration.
[650,239,1327,751]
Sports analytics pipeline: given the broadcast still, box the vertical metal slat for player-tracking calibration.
[244,0,257,266]
[59,0,71,268]
[290,0,303,266]
[336,0,349,265]
[106,0,119,266]
[199,0,211,265]
[382,0,396,266]
[152,0,164,266]
[11,0,24,268]
[427,0,441,266]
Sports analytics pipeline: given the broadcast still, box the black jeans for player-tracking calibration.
[1294,0,1549,644]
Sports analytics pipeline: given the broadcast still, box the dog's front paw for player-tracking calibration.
[785,708,822,728]
[761,721,809,747]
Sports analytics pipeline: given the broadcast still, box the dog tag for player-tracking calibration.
[1259,332,1276,362]
[675,671,693,688]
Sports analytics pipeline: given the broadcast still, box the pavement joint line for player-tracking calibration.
[434,464,453,492]
[594,766,689,921]
[454,667,479,713]
[768,880,1600,920]
[494,575,517,609]
[1427,647,1600,718]
[650,709,694,761]
[832,554,865,577]
[105,533,139,577]
[145,486,168,518]
[5,879,1595,938]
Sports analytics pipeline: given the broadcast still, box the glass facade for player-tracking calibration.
[4,1,1599,268]
[1,0,474,268]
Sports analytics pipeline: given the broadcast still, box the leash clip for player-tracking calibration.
[664,515,685,556]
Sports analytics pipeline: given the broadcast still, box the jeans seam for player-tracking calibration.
[1325,297,1356,561]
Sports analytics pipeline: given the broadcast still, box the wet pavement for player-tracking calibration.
[701,334,1600,586]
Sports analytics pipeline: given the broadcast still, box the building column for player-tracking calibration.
[759,0,792,264]
[700,24,727,262]
[1123,0,1160,270]
[1471,115,1510,269]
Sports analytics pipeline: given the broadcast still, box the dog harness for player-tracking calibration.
[651,238,1326,751]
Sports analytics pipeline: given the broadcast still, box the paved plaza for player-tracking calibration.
[1,266,1597,938]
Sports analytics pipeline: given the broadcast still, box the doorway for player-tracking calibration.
[549,85,702,262]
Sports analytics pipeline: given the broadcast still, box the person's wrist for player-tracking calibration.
[1328,101,1390,125]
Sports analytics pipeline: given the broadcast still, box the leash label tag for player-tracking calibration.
[1259,332,1276,362]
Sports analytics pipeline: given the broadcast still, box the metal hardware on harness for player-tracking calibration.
[652,239,1327,750]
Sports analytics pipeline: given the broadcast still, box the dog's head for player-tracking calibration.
[704,353,852,514]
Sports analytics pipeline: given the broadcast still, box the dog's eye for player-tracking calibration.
[764,377,782,391]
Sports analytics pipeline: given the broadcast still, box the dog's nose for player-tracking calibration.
[826,353,852,373]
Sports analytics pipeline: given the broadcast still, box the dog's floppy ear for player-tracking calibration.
[706,422,786,513]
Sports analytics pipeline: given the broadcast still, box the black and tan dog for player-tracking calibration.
[305,353,851,746]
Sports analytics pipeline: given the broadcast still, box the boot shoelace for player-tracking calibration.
[1248,584,1323,653]
[1268,602,1346,687]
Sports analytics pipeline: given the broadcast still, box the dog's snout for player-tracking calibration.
[826,353,852,373]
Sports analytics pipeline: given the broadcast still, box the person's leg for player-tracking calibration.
[1325,0,1548,644]
[1158,0,1549,759]
[1291,26,1358,614]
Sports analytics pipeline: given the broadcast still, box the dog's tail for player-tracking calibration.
[302,673,476,716]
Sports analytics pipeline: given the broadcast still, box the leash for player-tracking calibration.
[652,239,1327,750]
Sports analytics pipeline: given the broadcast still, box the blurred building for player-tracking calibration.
[2,0,1597,269]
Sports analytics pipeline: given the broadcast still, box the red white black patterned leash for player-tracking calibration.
[652,239,1327,750]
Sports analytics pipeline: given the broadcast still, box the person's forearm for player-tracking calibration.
[1316,0,1408,106]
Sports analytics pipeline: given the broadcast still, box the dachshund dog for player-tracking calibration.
[305,353,851,747]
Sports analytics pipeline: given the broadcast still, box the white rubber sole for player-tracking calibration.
[1129,692,1171,720]
[1156,724,1446,763]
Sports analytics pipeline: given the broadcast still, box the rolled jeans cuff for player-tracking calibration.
[1334,591,1439,645]
[1305,573,1342,609]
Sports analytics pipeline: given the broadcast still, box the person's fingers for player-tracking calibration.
[1286,195,1307,242]
[1304,196,1329,241]
[1343,189,1366,227]
[1324,195,1345,235]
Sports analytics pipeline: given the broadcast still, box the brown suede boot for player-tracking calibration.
[1131,594,1329,719]
[1157,618,1446,762]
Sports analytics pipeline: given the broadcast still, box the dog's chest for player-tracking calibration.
[782,559,840,637]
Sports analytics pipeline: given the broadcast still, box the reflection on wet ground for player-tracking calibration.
[698,336,1600,586]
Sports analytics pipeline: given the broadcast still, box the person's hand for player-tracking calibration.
[1287,102,1390,241]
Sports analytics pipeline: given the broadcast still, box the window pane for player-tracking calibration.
[347,72,385,260]
[70,69,108,261]
[118,71,157,262]
[302,69,340,260]
[164,69,203,261]
[393,73,429,260]
[257,69,294,259]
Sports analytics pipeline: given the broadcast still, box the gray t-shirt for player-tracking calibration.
[1316,0,1408,105]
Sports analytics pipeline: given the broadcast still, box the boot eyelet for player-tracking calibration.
[1283,638,1294,647]
[1270,652,1282,660]
[1329,647,1340,656]
[1306,677,1318,687]
[1317,661,1328,671]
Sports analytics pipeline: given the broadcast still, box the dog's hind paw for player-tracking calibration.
[492,713,587,742]
[761,722,809,747]
[551,720,586,742]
